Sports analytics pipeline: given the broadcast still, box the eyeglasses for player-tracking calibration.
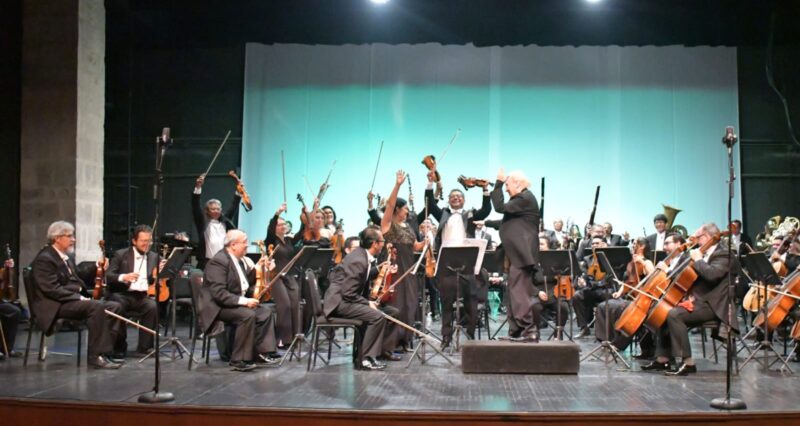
[377,239,386,243]
[59,234,75,239]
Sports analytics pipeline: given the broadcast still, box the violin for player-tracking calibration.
[553,275,574,300]
[229,170,253,211]
[254,241,267,297]
[369,243,395,301]
[421,155,443,200]
[331,219,345,264]
[587,251,605,281]
[253,241,278,302]
[93,241,107,300]
[2,244,17,301]
[148,245,170,302]
[296,194,320,242]
[425,241,436,278]
[457,175,493,191]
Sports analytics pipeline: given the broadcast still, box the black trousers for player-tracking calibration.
[655,302,717,359]
[532,297,570,329]
[505,265,538,337]
[572,285,611,328]
[439,273,478,343]
[106,291,157,353]
[55,299,122,359]
[331,302,388,359]
[217,304,276,362]
[0,301,23,354]
[595,298,655,354]
[271,275,302,345]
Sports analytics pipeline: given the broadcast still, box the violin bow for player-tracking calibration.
[318,160,336,201]
[369,140,384,194]
[438,128,462,163]
[540,177,545,232]
[202,130,232,177]
[281,149,287,213]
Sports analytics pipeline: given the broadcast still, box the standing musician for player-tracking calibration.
[425,169,491,348]
[296,198,331,249]
[646,213,669,253]
[265,203,302,349]
[1,258,23,360]
[104,224,159,358]
[321,205,338,240]
[192,175,241,269]
[382,170,427,352]
[491,168,540,342]
[730,219,753,255]
[645,223,735,376]
[572,236,611,338]
[324,227,399,370]
[198,230,280,372]
[532,235,570,331]
[30,221,124,369]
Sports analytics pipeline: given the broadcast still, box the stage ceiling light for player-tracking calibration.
[370,0,390,5]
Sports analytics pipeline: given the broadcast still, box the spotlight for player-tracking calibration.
[586,0,602,3]
[370,0,390,4]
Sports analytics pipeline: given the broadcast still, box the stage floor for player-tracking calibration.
[2,314,799,414]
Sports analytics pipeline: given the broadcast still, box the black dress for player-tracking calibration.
[265,214,302,345]
[383,221,419,348]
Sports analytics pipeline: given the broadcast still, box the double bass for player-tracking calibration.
[92,241,107,300]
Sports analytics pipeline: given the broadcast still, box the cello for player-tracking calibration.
[92,241,107,300]
[753,265,800,332]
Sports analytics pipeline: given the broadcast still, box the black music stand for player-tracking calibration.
[652,250,668,265]
[405,245,453,367]
[539,250,580,341]
[276,246,317,365]
[140,247,194,363]
[739,253,792,373]
[435,245,481,352]
[581,250,631,369]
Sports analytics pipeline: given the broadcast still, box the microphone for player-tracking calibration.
[722,126,737,148]
[160,127,171,144]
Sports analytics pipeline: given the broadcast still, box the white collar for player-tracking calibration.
[52,245,69,261]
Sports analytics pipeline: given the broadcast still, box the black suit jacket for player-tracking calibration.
[606,234,627,247]
[490,181,540,269]
[105,247,159,294]
[323,247,372,317]
[691,243,737,330]
[30,245,88,333]
[425,188,491,247]
[191,191,241,265]
[198,250,255,334]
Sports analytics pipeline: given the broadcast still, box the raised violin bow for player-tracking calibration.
[369,140,385,194]
[281,149,287,213]
[540,177,545,232]
[317,160,336,202]
[202,130,232,178]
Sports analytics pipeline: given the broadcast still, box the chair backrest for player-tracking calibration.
[305,269,323,318]
[187,270,204,309]
[172,267,196,299]
[22,267,36,315]
[76,261,97,291]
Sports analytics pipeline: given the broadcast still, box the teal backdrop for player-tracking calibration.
[240,43,740,242]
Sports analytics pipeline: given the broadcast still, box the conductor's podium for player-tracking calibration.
[461,340,580,374]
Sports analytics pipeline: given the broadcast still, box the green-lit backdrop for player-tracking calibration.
[240,43,740,241]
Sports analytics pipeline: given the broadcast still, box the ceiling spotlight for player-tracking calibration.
[370,0,390,4]
[586,0,602,3]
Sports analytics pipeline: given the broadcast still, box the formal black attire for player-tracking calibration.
[324,247,390,360]
[0,301,22,356]
[606,234,627,247]
[265,214,302,346]
[655,244,735,360]
[383,221,419,349]
[490,181,540,338]
[191,190,240,269]
[30,245,122,360]
[198,250,277,363]
[571,255,612,329]
[105,247,158,354]
[532,270,569,330]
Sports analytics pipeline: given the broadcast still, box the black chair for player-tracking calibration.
[304,269,363,371]
[187,271,214,370]
[22,267,87,367]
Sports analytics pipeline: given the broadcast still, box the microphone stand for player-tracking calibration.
[710,127,746,410]
[139,129,174,404]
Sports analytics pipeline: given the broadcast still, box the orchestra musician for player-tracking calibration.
[104,224,160,358]
[544,218,567,250]
[0,258,23,360]
[324,227,398,370]
[425,168,491,349]
[532,235,570,331]
[602,222,629,247]
[572,236,611,338]
[265,203,303,348]
[192,175,241,269]
[646,213,669,253]
[491,168,540,342]
[198,230,280,372]
[643,223,735,376]
[30,221,124,369]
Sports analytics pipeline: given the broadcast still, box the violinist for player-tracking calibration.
[324,227,398,371]
[532,236,569,331]
[192,175,242,269]
[264,203,302,348]
[646,223,735,376]
[572,237,611,338]
[769,233,800,271]
[30,221,124,369]
[104,224,160,359]
[576,224,605,259]
[295,199,330,249]
[0,258,23,360]
[320,205,338,240]
[425,169,491,349]
[382,170,427,352]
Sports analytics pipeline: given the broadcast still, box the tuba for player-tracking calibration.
[662,204,688,238]
[755,215,789,251]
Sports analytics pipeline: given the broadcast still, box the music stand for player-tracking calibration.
[651,250,668,265]
[275,246,317,365]
[739,252,792,373]
[595,247,633,278]
[140,247,193,363]
[539,250,580,341]
[435,243,483,352]
[405,244,450,367]
[581,250,631,369]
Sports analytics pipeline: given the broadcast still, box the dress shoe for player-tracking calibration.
[576,327,591,339]
[229,360,257,372]
[665,362,697,376]
[440,338,452,350]
[360,357,386,371]
[378,352,402,362]
[633,352,655,361]
[109,353,127,364]
[6,350,23,358]
[256,354,280,366]
[89,355,122,370]
[640,360,670,372]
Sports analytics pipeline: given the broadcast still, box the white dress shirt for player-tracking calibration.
[205,220,226,259]
[442,209,466,242]
[125,250,150,292]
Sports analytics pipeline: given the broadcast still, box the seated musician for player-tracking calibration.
[644,223,734,376]
[104,224,159,358]
[324,227,398,370]
[572,236,611,338]
[1,258,23,360]
[602,222,629,247]
[30,221,124,369]
[192,175,241,269]
[532,235,570,332]
[198,230,280,372]
[576,224,605,259]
